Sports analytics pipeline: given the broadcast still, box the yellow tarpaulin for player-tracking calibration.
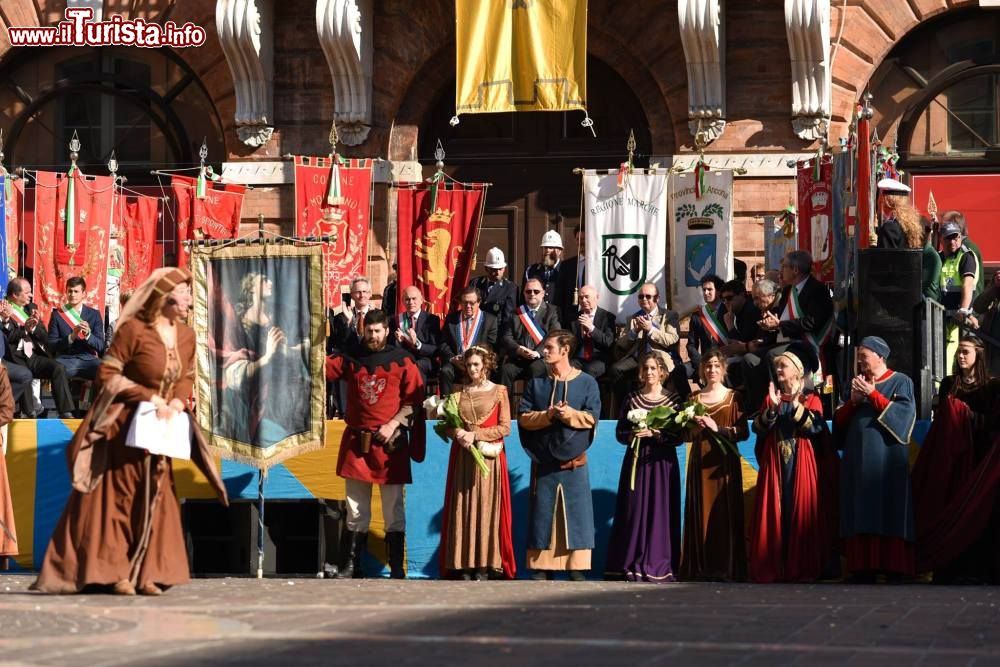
[455,0,587,115]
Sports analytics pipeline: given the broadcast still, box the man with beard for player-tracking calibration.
[524,230,564,306]
[518,329,601,581]
[325,309,426,579]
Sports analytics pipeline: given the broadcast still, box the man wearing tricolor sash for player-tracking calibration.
[47,277,106,384]
[0,278,75,418]
[499,279,561,397]
[749,250,833,413]
[685,274,726,380]
[439,286,498,397]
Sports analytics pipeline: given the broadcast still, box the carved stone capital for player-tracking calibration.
[237,124,275,147]
[678,0,725,146]
[216,0,275,148]
[316,0,374,146]
[785,0,831,141]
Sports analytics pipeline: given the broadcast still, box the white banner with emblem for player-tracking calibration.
[668,169,734,313]
[583,170,669,324]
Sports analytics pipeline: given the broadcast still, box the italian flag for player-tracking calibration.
[699,304,729,344]
[7,302,27,326]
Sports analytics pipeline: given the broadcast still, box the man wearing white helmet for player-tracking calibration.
[468,247,517,331]
[524,230,564,307]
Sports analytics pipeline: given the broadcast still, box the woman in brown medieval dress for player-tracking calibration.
[33,268,228,595]
[679,349,749,581]
[439,345,516,580]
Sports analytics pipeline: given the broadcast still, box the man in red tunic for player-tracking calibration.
[326,309,425,579]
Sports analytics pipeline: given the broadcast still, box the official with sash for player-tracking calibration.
[47,276,106,382]
[751,250,833,411]
[685,275,727,379]
[499,279,561,397]
[439,286,498,397]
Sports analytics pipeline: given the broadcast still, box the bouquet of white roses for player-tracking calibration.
[423,394,489,477]
[625,405,677,490]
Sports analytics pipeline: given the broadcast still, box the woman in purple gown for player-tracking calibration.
[605,352,682,582]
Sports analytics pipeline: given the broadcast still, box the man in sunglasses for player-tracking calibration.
[499,279,561,396]
[608,283,681,402]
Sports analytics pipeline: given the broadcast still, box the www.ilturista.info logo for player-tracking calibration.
[7,8,206,48]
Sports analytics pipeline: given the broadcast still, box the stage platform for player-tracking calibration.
[6,418,931,578]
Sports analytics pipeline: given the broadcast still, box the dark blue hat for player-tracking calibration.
[860,336,890,359]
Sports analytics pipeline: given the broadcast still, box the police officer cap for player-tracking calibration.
[940,221,962,238]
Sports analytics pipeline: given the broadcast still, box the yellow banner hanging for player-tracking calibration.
[455,0,587,115]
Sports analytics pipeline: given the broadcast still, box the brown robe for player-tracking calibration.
[34,318,227,593]
[679,389,749,581]
[0,365,17,557]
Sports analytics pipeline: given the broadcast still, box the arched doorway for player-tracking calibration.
[419,56,655,282]
[0,46,226,181]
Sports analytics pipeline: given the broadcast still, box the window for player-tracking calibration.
[946,73,999,153]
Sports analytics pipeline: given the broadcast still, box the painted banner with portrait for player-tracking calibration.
[396,183,487,316]
[668,169,734,313]
[293,155,372,310]
[32,169,114,325]
[583,169,669,324]
[797,156,835,284]
[193,245,326,469]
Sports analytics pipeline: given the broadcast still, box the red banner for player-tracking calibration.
[5,177,21,277]
[293,156,372,309]
[171,174,246,266]
[115,192,160,291]
[912,174,1000,263]
[797,157,834,284]
[33,170,114,324]
[396,184,486,316]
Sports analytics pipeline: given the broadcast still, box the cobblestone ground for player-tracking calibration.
[0,575,999,666]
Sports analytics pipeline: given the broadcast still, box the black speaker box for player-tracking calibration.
[183,499,345,576]
[857,249,924,378]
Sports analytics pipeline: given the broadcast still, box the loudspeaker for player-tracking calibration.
[183,499,343,576]
[857,249,924,378]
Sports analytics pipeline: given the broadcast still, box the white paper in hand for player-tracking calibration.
[125,401,192,460]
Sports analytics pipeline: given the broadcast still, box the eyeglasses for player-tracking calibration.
[524,289,542,295]
[461,300,478,306]
[637,294,656,300]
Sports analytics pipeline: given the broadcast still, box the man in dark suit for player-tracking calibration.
[554,225,586,327]
[685,274,726,379]
[390,285,441,381]
[498,279,561,396]
[468,247,517,331]
[715,279,761,391]
[438,286,499,396]
[329,277,374,356]
[745,251,833,411]
[48,276,106,382]
[568,284,614,379]
[1,278,75,418]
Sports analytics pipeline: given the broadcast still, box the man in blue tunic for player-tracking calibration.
[834,336,917,583]
[518,329,601,581]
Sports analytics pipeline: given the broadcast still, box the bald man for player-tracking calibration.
[389,286,441,381]
[568,285,615,380]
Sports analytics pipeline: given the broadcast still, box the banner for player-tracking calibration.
[797,156,834,284]
[192,245,326,468]
[115,192,160,292]
[583,170,668,323]
[0,175,8,296]
[831,152,854,297]
[171,174,246,266]
[396,184,487,316]
[765,210,797,271]
[668,169,733,313]
[293,155,372,309]
[455,0,587,115]
[4,176,21,280]
[32,170,113,325]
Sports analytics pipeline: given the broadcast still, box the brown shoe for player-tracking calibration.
[138,583,162,596]
[113,580,136,596]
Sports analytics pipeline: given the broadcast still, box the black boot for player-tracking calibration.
[337,530,367,579]
[385,531,405,579]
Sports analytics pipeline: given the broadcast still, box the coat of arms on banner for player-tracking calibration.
[601,233,646,295]
[684,234,717,286]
